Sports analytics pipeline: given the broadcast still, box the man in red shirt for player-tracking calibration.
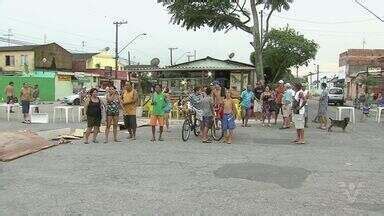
[274,80,285,125]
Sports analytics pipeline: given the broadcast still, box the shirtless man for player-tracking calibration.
[212,82,224,120]
[4,82,15,113]
[20,83,32,124]
[222,90,237,144]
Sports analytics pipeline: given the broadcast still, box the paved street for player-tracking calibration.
[1,102,384,215]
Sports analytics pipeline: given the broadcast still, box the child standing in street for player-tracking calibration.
[223,90,237,144]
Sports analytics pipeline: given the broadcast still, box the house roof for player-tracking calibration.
[72,53,99,60]
[168,56,255,70]
[0,45,41,52]
[125,56,255,72]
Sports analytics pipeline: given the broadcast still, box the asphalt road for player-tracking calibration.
[0,101,384,215]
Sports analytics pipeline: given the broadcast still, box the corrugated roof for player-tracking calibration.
[72,53,99,60]
[0,45,41,52]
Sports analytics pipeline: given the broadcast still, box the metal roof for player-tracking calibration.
[0,45,40,52]
[126,56,255,72]
[72,53,99,60]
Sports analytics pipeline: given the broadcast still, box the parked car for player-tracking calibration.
[63,90,107,105]
[328,87,345,106]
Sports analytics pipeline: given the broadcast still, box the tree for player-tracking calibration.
[251,27,319,83]
[160,0,294,84]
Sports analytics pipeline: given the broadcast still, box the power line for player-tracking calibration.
[271,14,377,25]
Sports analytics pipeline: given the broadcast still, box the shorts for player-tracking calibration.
[87,116,101,128]
[293,114,305,129]
[150,115,164,127]
[124,115,137,129]
[21,100,30,114]
[6,96,14,104]
[275,103,283,114]
[214,104,224,119]
[202,116,213,129]
[106,111,119,117]
[223,113,236,131]
[282,104,292,118]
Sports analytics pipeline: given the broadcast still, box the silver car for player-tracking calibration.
[328,87,345,106]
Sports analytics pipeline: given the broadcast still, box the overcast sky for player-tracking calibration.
[0,0,383,76]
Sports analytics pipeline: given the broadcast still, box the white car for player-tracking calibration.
[64,90,107,105]
[328,87,345,106]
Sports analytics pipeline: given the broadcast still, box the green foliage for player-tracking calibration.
[361,74,380,87]
[251,27,318,83]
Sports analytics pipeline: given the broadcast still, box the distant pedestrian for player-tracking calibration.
[274,80,285,124]
[303,85,310,128]
[32,84,40,113]
[4,82,15,113]
[292,83,306,144]
[150,84,168,142]
[20,83,32,124]
[318,83,328,130]
[104,86,122,143]
[240,85,255,127]
[223,90,237,144]
[84,88,103,144]
[201,86,214,143]
[261,86,274,127]
[254,81,264,101]
[122,83,138,140]
[163,87,173,132]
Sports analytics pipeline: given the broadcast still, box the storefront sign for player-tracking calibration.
[58,75,71,81]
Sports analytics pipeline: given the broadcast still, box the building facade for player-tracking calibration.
[339,49,384,99]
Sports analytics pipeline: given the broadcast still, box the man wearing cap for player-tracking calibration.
[274,80,285,125]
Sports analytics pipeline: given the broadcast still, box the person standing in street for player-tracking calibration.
[281,83,295,129]
[84,88,103,144]
[32,84,40,113]
[150,84,167,142]
[122,83,138,140]
[201,86,214,143]
[261,86,273,127]
[163,87,173,132]
[274,80,285,125]
[104,86,122,143]
[318,83,329,130]
[292,83,307,144]
[240,85,255,127]
[223,90,237,144]
[20,83,32,124]
[212,82,224,121]
[4,82,15,113]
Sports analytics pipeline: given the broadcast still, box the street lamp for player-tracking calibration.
[116,33,147,81]
[118,33,147,55]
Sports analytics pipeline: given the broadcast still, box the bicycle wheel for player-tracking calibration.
[182,119,191,142]
[211,118,224,141]
[193,119,201,137]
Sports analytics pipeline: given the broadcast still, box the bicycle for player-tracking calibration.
[211,115,224,141]
[181,108,201,142]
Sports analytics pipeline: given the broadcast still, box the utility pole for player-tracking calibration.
[316,64,320,89]
[128,51,131,65]
[296,65,299,78]
[187,54,194,62]
[81,41,86,53]
[362,39,366,49]
[3,29,13,47]
[169,47,178,65]
[114,21,127,79]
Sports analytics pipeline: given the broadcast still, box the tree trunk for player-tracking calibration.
[250,0,264,85]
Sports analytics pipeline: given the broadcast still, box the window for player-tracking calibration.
[20,55,28,65]
[5,55,15,66]
[329,88,343,95]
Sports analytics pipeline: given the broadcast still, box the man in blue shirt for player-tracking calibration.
[281,83,295,129]
[240,85,255,127]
